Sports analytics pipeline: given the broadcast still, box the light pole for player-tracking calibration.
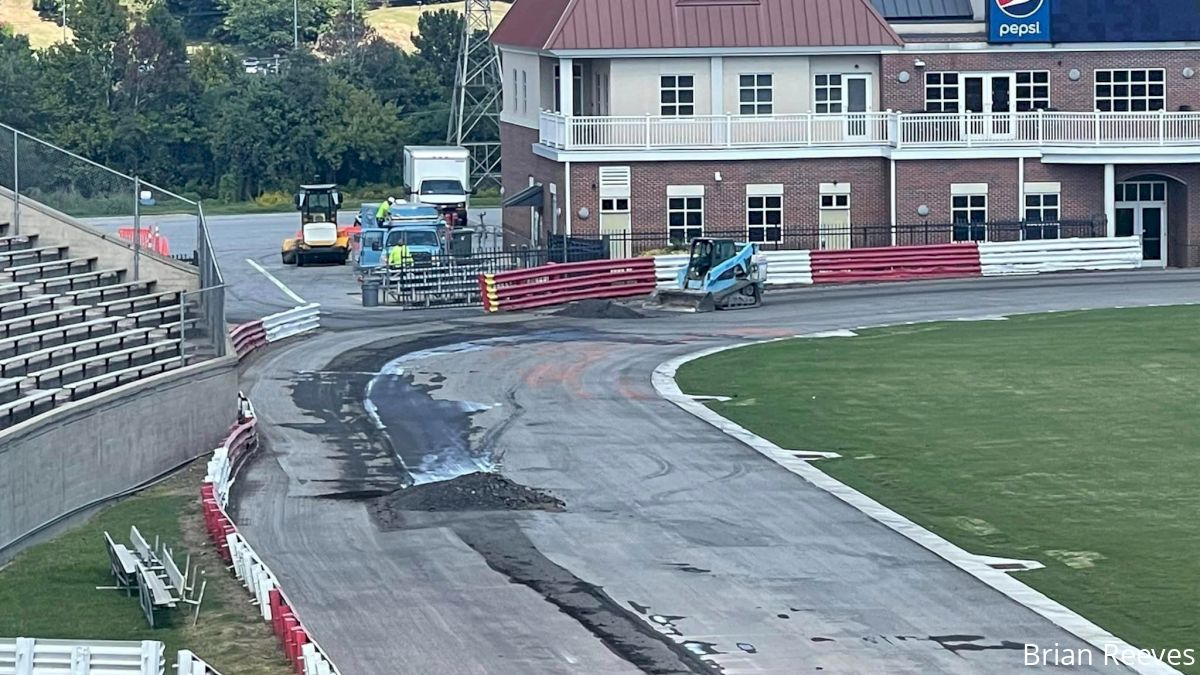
[293,0,299,49]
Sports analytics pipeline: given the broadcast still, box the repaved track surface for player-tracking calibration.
[234,271,1199,674]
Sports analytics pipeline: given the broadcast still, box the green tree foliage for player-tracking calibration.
[218,0,339,52]
[165,0,223,39]
[412,8,462,89]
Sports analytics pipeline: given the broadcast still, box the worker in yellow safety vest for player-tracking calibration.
[387,240,414,268]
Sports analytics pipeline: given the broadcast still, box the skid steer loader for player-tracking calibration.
[655,238,766,312]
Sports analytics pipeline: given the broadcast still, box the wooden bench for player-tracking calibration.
[91,290,181,318]
[0,317,121,359]
[25,339,181,389]
[34,269,123,293]
[0,293,60,321]
[0,327,155,378]
[5,257,95,283]
[63,356,183,402]
[0,387,62,427]
[0,246,69,269]
[103,531,140,596]
[0,233,37,253]
[0,306,90,340]
[62,279,153,306]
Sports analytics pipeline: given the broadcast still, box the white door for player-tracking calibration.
[845,75,872,139]
[819,195,851,250]
[599,212,631,259]
[962,74,1015,140]
[1115,181,1167,267]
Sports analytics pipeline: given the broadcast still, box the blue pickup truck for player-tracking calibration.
[356,203,445,271]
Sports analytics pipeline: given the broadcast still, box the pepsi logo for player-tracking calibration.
[996,0,1044,19]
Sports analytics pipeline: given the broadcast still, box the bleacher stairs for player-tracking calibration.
[0,221,211,428]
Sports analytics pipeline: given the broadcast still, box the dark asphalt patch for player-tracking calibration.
[369,472,564,526]
[555,299,646,320]
[450,518,723,675]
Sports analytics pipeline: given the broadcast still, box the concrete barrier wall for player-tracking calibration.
[0,188,199,292]
[0,355,238,560]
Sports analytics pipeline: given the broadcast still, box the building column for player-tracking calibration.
[710,57,724,114]
[1017,157,1025,221]
[1104,164,1116,237]
[564,161,573,237]
[558,57,574,117]
[889,158,897,246]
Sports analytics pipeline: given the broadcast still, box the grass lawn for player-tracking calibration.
[0,0,70,49]
[0,461,290,675]
[367,0,511,52]
[676,307,1200,669]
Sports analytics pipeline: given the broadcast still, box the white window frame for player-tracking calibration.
[660,74,696,117]
[554,63,582,114]
[950,183,987,242]
[1023,182,1061,240]
[814,74,845,114]
[1094,69,1165,112]
[667,185,704,243]
[746,184,783,242]
[599,166,631,213]
[1014,71,1050,112]
[925,72,961,113]
[521,70,528,115]
[601,197,630,213]
[738,73,773,116]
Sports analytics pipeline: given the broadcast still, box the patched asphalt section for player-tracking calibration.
[369,472,564,524]
[554,299,647,320]
[448,517,721,675]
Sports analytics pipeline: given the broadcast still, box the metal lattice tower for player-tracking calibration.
[448,0,503,190]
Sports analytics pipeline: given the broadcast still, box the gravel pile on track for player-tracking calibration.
[370,472,565,523]
[554,299,645,319]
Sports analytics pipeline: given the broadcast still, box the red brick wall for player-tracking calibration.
[500,122,565,246]
[568,157,891,246]
[881,50,1200,113]
[1023,163,1105,221]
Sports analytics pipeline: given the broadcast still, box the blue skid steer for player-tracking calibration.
[655,238,767,312]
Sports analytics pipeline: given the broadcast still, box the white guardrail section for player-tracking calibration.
[978,237,1142,276]
[654,250,813,288]
[262,303,320,342]
[0,638,221,675]
[202,422,340,675]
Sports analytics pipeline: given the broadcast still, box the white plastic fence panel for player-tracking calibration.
[978,237,1142,276]
[174,651,220,675]
[262,304,321,342]
[0,638,164,675]
[654,250,813,287]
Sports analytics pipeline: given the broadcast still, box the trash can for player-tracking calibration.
[361,278,381,307]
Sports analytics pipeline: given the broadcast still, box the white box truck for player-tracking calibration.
[403,146,472,228]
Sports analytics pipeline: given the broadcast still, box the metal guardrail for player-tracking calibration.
[261,304,320,341]
[0,637,223,675]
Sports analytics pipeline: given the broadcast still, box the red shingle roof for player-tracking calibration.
[492,0,903,51]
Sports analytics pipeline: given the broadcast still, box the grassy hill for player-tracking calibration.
[0,0,511,52]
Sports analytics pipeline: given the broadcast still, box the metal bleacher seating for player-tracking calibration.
[102,526,205,628]
[0,222,198,429]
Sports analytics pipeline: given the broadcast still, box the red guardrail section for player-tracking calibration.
[809,243,981,284]
[229,320,267,360]
[116,227,171,256]
[481,258,657,312]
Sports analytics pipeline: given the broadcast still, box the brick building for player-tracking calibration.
[492,0,1200,266]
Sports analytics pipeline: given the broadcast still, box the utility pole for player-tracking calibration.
[61,2,67,41]
[293,0,299,49]
[448,0,503,191]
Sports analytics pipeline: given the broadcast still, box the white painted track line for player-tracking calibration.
[246,258,307,305]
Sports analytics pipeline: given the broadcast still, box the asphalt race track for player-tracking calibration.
[220,254,1200,675]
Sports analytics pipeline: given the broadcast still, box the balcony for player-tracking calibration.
[538,110,1200,154]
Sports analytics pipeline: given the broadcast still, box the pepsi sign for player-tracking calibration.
[989,0,1051,42]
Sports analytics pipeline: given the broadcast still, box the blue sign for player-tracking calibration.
[989,0,1051,42]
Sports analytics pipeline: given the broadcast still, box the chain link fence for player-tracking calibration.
[0,123,226,358]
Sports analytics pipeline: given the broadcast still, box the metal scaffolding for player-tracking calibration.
[448,0,503,190]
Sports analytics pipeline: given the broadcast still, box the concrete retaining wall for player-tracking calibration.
[0,355,238,560]
[0,188,199,291]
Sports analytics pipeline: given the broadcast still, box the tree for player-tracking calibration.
[218,0,339,52]
[412,8,461,89]
[189,44,243,88]
[165,0,224,39]
[0,32,43,130]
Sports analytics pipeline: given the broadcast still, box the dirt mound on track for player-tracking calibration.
[370,472,564,524]
[554,299,645,319]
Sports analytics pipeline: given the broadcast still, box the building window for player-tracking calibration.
[661,75,695,116]
[601,198,630,212]
[1015,71,1050,111]
[521,70,528,114]
[951,187,987,242]
[553,63,583,113]
[739,74,773,115]
[925,72,960,113]
[1095,69,1165,112]
[815,74,844,113]
[746,189,782,242]
[1023,191,1060,240]
[667,188,703,243]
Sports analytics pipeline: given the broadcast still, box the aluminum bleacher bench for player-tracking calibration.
[25,339,181,389]
[4,257,95,283]
[103,531,140,596]
[91,290,181,318]
[63,279,154,305]
[0,245,68,269]
[34,268,123,293]
[0,306,89,340]
[0,293,60,320]
[0,387,62,426]
[153,317,199,339]
[135,562,177,628]
[63,355,182,402]
[127,304,183,328]
[0,282,26,303]
[0,327,156,378]
[0,232,37,253]
[0,317,121,359]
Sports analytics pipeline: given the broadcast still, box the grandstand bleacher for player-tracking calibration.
[0,221,205,429]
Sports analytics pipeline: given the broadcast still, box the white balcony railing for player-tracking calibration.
[538,110,1200,152]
